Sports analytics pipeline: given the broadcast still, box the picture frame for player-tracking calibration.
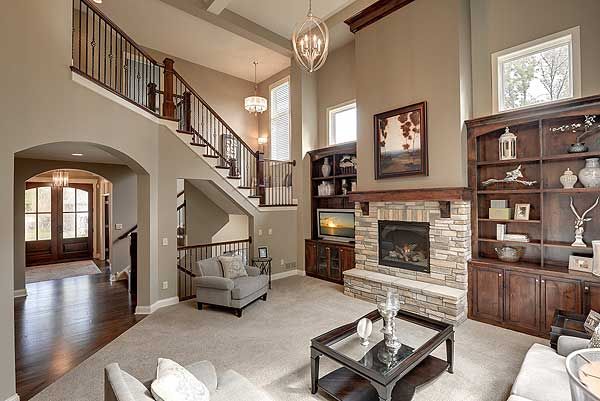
[514,203,531,221]
[584,310,600,334]
[257,246,269,259]
[569,254,594,273]
[374,101,428,179]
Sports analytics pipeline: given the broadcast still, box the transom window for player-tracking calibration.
[492,27,581,113]
[270,78,291,161]
[25,187,52,241]
[329,101,357,145]
[62,187,89,239]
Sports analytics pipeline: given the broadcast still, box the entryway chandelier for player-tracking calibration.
[292,0,329,73]
[244,62,268,114]
[52,170,69,187]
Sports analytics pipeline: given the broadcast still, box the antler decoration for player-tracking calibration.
[570,196,600,247]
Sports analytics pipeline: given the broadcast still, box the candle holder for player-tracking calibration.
[377,291,402,352]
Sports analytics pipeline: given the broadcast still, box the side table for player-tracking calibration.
[550,309,590,350]
[252,257,272,289]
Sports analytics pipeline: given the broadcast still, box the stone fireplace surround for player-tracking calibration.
[343,198,471,325]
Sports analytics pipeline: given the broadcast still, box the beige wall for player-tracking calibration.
[184,180,229,244]
[470,0,600,118]
[316,42,356,147]
[212,214,249,243]
[355,0,471,192]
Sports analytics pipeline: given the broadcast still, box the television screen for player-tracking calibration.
[318,209,355,241]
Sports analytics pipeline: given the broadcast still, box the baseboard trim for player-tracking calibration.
[272,269,305,281]
[135,296,179,315]
[14,289,27,298]
[5,393,20,401]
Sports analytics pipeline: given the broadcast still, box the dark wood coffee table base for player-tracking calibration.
[318,356,449,401]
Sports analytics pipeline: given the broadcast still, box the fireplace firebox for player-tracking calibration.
[378,220,430,273]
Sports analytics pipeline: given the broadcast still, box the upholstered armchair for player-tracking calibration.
[194,257,268,317]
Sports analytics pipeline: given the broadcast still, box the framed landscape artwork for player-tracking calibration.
[374,101,428,179]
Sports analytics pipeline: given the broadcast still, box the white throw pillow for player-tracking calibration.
[219,255,248,279]
[151,358,210,401]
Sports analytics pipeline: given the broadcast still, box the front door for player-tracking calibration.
[26,183,93,265]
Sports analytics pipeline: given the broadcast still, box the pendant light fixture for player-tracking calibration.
[244,62,268,115]
[52,170,70,187]
[292,0,329,73]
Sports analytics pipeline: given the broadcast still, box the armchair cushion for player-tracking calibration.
[558,335,591,357]
[245,265,260,277]
[231,275,268,300]
[197,257,223,277]
[185,361,217,393]
[194,276,235,291]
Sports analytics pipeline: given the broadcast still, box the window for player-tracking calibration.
[329,101,357,145]
[62,187,89,239]
[492,27,581,113]
[270,78,290,161]
[25,187,52,241]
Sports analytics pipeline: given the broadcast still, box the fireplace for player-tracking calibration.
[378,220,430,273]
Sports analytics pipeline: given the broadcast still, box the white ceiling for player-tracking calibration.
[96,0,291,82]
[16,142,125,165]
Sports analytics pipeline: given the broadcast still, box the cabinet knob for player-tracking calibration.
[498,273,502,277]
[541,279,545,284]
[585,286,590,292]
[536,279,539,283]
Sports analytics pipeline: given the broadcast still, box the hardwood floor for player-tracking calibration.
[15,262,143,400]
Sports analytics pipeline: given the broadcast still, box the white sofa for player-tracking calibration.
[508,336,590,401]
[105,360,273,401]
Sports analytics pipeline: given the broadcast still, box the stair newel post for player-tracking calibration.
[147,82,157,113]
[162,58,175,119]
[183,91,192,133]
[256,151,265,205]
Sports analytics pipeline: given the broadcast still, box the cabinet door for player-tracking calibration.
[340,248,355,272]
[317,245,330,277]
[329,247,341,281]
[471,266,504,322]
[584,282,600,314]
[541,276,582,335]
[504,271,540,333]
[305,242,317,275]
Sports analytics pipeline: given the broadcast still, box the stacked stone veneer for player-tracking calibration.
[343,201,471,324]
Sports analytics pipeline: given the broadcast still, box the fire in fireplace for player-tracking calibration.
[378,220,430,273]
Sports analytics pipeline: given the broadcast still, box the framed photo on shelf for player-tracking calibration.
[374,101,428,179]
[257,246,269,259]
[569,255,594,273]
[514,203,530,221]
[585,310,600,334]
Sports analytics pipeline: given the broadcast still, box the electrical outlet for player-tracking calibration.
[258,229,263,236]
[162,238,169,246]
[162,281,168,289]
[115,223,123,230]
[268,228,273,235]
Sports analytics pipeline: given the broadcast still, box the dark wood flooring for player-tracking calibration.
[15,261,143,400]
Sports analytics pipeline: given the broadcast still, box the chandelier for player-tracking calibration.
[244,62,268,114]
[52,170,69,187]
[292,0,329,73]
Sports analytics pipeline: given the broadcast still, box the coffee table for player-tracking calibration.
[310,309,454,401]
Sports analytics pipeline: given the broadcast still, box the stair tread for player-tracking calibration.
[215,166,229,170]
[247,195,261,198]
[177,129,194,135]
[203,154,220,159]
[227,176,241,180]
[189,142,206,147]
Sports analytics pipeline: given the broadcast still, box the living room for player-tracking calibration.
[2,0,600,400]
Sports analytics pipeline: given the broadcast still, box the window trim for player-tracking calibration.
[328,100,357,145]
[269,76,291,161]
[491,26,581,114]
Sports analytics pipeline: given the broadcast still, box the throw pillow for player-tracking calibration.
[151,358,210,401]
[219,255,248,279]
[590,327,600,348]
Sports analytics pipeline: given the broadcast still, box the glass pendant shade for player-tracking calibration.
[52,170,69,187]
[292,1,329,73]
[244,61,268,114]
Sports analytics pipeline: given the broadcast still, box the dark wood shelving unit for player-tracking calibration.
[305,142,357,284]
[466,95,600,338]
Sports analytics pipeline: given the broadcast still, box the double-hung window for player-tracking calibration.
[329,101,357,145]
[270,78,291,161]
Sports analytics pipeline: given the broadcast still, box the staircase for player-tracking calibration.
[71,0,296,210]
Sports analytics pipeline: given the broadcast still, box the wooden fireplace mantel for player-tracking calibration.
[348,187,472,203]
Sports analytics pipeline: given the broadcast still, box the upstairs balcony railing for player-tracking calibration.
[71,0,295,206]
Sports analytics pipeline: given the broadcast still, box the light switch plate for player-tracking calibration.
[115,224,123,230]
[162,238,169,246]
[268,228,273,235]
[258,229,263,236]
[162,281,168,289]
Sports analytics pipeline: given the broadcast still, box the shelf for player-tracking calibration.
[543,188,600,193]
[477,157,540,166]
[312,176,335,181]
[479,238,541,247]
[477,189,541,194]
[335,173,357,179]
[543,240,593,251]
[312,174,356,181]
[478,219,541,224]
[313,195,349,199]
[542,151,600,162]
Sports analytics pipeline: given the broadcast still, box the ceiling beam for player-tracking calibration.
[206,0,232,15]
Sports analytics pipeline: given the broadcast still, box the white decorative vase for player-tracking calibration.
[593,241,600,277]
[560,168,578,189]
[579,158,600,188]
[357,318,373,346]
[321,158,331,178]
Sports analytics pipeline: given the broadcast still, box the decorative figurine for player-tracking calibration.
[569,196,600,247]
[356,318,373,346]
[560,168,578,189]
[341,179,348,195]
[321,157,331,177]
[551,115,600,153]
[481,165,537,187]
[499,127,517,161]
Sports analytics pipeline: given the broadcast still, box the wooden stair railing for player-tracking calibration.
[71,0,296,206]
[177,237,252,301]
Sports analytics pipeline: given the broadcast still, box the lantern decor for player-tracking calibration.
[292,0,329,73]
[499,127,517,161]
[244,62,268,115]
[52,170,69,187]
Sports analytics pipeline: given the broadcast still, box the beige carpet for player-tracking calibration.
[26,260,101,283]
[30,276,543,401]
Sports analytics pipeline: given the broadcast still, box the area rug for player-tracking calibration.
[26,260,101,283]
[30,275,542,401]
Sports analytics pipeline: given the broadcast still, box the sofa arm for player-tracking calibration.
[246,265,261,277]
[558,335,590,357]
[185,361,217,393]
[194,276,234,291]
